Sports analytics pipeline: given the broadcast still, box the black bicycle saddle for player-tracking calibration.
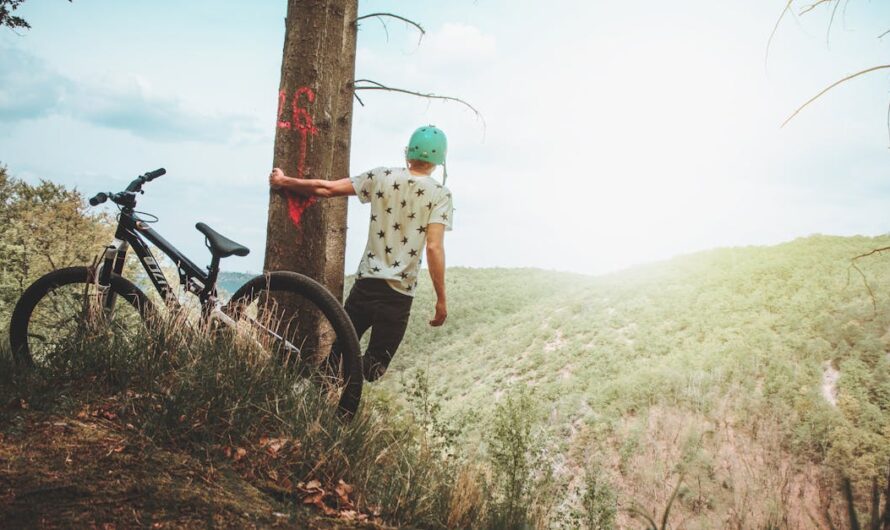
[195,222,250,258]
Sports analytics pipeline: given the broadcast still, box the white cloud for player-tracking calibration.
[419,23,497,70]
[0,45,265,144]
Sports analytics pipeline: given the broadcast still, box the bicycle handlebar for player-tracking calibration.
[125,168,166,192]
[144,168,166,180]
[88,192,109,206]
[88,168,166,208]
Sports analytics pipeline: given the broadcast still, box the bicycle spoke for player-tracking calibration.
[25,278,143,365]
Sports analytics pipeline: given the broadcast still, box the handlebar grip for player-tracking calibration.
[89,192,108,206]
[144,168,166,180]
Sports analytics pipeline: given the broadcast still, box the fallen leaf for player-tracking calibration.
[304,479,322,491]
[335,480,354,507]
[266,438,287,455]
[335,480,353,496]
[233,447,247,462]
[302,491,324,505]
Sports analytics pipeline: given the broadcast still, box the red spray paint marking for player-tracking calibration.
[277,87,319,226]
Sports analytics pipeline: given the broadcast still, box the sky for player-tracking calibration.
[2,0,890,275]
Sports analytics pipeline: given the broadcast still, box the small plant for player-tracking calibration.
[405,368,463,453]
[581,463,617,530]
[485,389,560,530]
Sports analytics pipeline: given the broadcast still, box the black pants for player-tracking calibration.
[333,279,413,382]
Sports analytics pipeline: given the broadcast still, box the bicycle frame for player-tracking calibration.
[91,183,302,356]
[98,207,221,312]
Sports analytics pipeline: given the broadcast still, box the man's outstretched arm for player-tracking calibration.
[268,168,355,198]
[426,223,447,327]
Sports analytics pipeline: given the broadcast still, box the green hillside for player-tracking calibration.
[365,235,890,528]
[217,271,256,296]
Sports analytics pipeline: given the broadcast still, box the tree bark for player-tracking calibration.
[264,0,357,358]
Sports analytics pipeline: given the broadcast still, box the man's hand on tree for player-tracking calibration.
[429,299,447,327]
[269,168,288,190]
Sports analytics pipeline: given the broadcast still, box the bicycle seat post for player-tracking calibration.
[205,254,221,295]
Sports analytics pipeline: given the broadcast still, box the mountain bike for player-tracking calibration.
[8,168,363,416]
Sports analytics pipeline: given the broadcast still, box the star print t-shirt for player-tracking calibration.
[350,167,453,296]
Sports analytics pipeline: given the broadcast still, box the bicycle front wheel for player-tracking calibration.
[225,271,363,417]
[9,266,152,369]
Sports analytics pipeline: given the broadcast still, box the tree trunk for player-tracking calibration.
[264,0,357,359]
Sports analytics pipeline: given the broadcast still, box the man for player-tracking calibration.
[268,125,453,381]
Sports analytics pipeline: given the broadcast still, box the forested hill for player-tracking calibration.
[216,271,256,296]
[134,235,890,526]
[370,234,890,527]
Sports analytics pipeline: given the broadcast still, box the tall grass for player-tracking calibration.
[0,311,567,528]
[0,314,459,526]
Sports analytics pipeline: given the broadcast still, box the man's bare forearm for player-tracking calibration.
[276,175,331,196]
[269,169,355,198]
[427,245,446,302]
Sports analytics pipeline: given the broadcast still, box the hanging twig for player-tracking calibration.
[353,79,486,129]
[766,0,794,66]
[799,0,834,16]
[846,246,890,314]
[355,12,425,44]
[782,65,890,127]
[825,0,842,46]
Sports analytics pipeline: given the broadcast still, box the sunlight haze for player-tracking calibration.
[1,0,889,274]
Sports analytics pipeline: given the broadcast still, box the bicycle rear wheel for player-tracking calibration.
[225,271,362,418]
[9,266,152,369]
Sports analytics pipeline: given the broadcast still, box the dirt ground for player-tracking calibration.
[0,407,381,529]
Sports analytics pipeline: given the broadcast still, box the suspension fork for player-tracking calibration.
[98,237,129,312]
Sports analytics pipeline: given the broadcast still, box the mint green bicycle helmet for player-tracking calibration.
[406,125,447,165]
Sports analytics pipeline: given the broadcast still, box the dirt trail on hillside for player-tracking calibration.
[0,408,378,529]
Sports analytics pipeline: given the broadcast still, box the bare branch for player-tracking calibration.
[799,0,833,16]
[766,0,794,66]
[826,0,841,46]
[848,260,878,313]
[795,0,842,46]
[354,79,486,130]
[851,246,890,262]
[371,15,390,43]
[846,246,890,314]
[782,64,890,127]
[355,12,424,43]
[879,29,890,39]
